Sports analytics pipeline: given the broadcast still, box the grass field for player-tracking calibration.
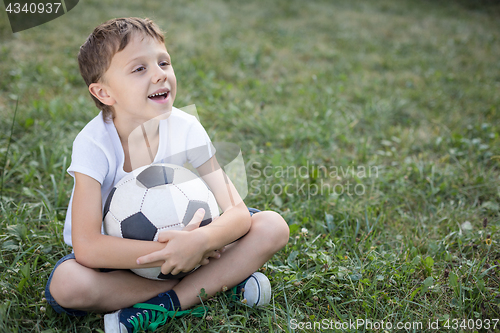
[1,0,500,332]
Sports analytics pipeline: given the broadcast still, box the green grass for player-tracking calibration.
[1,0,500,331]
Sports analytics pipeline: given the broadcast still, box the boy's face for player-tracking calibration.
[90,33,176,123]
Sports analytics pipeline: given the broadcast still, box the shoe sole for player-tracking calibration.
[104,311,127,333]
[244,272,271,307]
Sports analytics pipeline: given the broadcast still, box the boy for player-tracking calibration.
[44,17,289,332]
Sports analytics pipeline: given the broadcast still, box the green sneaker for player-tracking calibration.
[104,292,204,332]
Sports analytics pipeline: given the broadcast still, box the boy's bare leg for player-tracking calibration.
[50,260,179,313]
[50,211,288,313]
[174,211,289,309]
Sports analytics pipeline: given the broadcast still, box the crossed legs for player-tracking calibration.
[49,211,289,313]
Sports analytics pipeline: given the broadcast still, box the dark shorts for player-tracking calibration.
[45,207,261,316]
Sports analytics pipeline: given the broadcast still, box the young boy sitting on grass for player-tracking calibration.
[44,17,289,332]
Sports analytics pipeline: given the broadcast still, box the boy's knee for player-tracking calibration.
[251,211,289,249]
[50,260,99,309]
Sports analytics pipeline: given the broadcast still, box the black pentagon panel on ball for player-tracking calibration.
[102,187,117,219]
[136,165,174,189]
[182,201,212,227]
[121,212,158,241]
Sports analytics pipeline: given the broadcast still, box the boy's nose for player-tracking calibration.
[152,66,167,83]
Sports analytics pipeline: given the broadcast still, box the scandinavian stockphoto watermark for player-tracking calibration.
[248,161,379,198]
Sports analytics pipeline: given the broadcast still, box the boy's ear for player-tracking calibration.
[89,83,116,106]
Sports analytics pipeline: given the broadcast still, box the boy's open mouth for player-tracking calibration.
[148,91,169,101]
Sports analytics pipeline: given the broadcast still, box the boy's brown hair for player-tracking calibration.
[78,17,165,120]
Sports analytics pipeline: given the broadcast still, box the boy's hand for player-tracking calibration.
[136,208,223,275]
[181,211,225,262]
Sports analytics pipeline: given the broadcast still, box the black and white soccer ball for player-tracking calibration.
[102,163,220,280]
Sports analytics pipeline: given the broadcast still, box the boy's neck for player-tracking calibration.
[113,115,159,142]
[113,114,161,170]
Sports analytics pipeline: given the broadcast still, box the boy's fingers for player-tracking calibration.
[160,262,174,276]
[182,208,205,230]
[136,251,164,265]
[181,223,197,232]
[169,266,185,276]
[157,230,177,242]
[207,250,221,259]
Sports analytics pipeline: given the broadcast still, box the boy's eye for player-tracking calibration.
[160,61,170,67]
[133,66,145,73]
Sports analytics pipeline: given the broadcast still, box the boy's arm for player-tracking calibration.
[71,172,171,269]
[193,155,251,249]
[136,156,251,275]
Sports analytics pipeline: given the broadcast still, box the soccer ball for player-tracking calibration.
[102,163,220,280]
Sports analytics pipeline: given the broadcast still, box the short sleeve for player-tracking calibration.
[185,119,216,168]
[67,134,109,184]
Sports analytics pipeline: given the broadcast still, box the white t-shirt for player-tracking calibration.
[63,107,215,246]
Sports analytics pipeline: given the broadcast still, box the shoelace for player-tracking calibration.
[128,303,206,332]
[228,285,242,302]
[228,277,250,302]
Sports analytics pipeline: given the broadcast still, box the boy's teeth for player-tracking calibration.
[149,92,167,97]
